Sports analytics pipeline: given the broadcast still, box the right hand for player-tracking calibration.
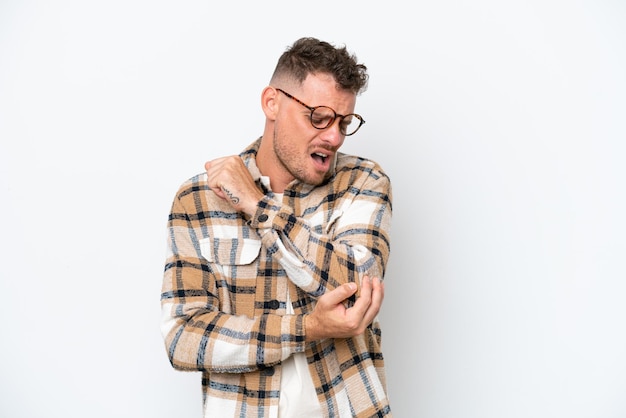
[204,156,264,217]
[304,276,384,341]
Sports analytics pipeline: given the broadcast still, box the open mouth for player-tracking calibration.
[312,151,329,165]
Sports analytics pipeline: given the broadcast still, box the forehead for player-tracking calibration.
[296,73,357,112]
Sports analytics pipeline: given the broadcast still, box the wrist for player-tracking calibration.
[304,314,318,342]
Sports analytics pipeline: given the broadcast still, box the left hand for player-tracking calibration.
[304,276,384,341]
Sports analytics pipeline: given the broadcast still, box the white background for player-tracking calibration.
[1,1,625,417]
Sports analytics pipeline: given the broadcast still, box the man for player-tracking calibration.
[161,37,393,417]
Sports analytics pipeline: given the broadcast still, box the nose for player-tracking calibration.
[318,118,345,146]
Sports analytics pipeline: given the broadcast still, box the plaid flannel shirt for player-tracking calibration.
[161,139,393,417]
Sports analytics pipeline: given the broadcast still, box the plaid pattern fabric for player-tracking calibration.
[161,139,393,417]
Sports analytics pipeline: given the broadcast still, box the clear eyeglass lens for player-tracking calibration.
[311,107,335,129]
[340,115,361,136]
[311,107,361,135]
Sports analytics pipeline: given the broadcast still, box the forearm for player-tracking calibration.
[160,296,305,372]
[252,181,392,296]
[262,224,387,294]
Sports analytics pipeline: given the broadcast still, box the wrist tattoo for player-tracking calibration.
[222,187,240,204]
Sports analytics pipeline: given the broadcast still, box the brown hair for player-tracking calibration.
[270,37,369,95]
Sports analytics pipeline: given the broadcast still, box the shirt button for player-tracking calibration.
[268,299,280,310]
[258,214,269,222]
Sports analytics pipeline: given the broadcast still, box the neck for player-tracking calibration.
[256,134,289,193]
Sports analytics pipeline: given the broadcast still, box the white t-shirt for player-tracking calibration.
[278,286,323,417]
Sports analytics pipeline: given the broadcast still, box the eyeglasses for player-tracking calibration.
[276,88,365,136]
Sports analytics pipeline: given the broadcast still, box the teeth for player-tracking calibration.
[314,152,328,158]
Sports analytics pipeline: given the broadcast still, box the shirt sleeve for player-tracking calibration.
[160,177,307,373]
[249,160,393,297]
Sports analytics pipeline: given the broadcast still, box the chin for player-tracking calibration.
[296,173,326,187]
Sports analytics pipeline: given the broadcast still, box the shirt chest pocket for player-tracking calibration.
[199,237,262,266]
[198,233,262,316]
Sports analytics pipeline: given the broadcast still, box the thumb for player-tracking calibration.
[324,282,357,305]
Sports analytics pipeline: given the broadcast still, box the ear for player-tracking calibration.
[261,86,278,121]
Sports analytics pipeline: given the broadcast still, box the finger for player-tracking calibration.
[360,275,374,301]
[212,187,226,200]
[361,277,383,326]
[320,282,358,308]
[371,276,384,305]
[348,276,373,314]
[205,156,227,172]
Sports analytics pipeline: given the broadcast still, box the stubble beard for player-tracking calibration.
[272,129,327,187]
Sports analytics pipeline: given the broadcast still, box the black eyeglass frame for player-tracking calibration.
[275,88,365,136]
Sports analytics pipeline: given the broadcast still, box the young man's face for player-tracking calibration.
[272,73,358,187]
